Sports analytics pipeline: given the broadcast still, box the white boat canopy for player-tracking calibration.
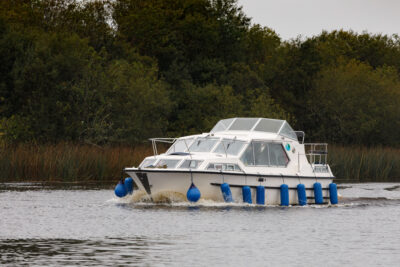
[210,118,297,140]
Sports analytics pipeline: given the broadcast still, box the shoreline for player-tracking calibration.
[0,143,399,183]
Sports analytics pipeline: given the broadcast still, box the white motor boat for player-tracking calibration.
[124,118,337,205]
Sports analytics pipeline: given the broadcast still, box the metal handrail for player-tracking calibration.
[149,138,177,156]
[304,143,328,166]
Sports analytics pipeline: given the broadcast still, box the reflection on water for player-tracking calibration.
[1,182,400,266]
[1,238,172,266]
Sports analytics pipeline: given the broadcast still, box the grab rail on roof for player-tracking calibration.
[149,138,177,156]
[149,138,193,159]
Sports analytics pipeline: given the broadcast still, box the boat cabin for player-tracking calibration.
[137,118,329,176]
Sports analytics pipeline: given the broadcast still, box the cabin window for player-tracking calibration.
[253,142,270,165]
[213,139,246,156]
[167,138,193,153]
[240,142,255,166]
[189,138,219,152]
[207,163,242,172]
[179,160,203,169]
[155,159,180,169]
[269,143,289,166]
[140,158,157,168]
[240,142,289,167]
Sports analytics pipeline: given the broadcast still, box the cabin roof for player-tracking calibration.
[210,118,297,140]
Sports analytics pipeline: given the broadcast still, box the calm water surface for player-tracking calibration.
[1,182,400,266]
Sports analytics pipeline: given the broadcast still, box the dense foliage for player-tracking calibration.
[1,0,399,145]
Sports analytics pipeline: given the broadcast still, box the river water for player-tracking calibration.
[0,182,399,266]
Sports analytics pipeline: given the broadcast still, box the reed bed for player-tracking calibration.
[329,146,400,183]
[0,143,399,182]
[0,143,158,182]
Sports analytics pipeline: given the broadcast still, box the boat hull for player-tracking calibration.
[125,169,334,205]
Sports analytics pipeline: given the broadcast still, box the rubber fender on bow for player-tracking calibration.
[187,183,201,202]
[124,177,134,195]
[115,180,127,198]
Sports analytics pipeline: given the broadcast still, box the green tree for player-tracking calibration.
[106,59,172,143]
[308,59,400,145]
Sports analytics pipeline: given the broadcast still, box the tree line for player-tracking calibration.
[0,0,399,146]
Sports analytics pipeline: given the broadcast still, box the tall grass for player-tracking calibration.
[0,143,398,182]
[329,146,400,183]
[0,143,156,182]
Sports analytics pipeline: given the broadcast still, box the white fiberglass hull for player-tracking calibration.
[125,169,334,205]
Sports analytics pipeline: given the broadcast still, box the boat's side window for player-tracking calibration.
[206,163,242,171]
[214,164,223,170]
[240,142,289,167]
[179,160,203,169]
[240,143,255,166]
[269,143,289,166]
[253,142,270,166]
[155,159,181,169]
[226,164,235,171]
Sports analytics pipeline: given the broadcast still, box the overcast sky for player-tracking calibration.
[238,0,400,40]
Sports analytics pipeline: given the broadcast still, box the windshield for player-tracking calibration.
[167,138,193,154]
[189,138,219,152]
[213,139,246,156]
